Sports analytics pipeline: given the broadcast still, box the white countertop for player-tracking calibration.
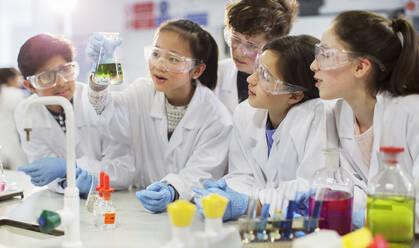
[0,170,227,248]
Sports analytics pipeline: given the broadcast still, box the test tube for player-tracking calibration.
[305,187,324,233]
[269,189,281,242]
[0,153,6,193]
[244,197,257,242]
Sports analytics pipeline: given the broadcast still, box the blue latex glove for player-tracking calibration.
[202,178,228,190]
[352,210,365,230]
[192,179,248,221]
[76,169,92,195]
[18,158,67,186]
[86,32,122,63]
[136,182,175,213]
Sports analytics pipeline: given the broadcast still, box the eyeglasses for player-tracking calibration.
[224,28,264,58]
[27,62,79,89]
[255,55,306,95]
[144,46,201,73]
[314,44,386,71]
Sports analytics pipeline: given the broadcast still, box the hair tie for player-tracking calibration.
[397,31,404,48]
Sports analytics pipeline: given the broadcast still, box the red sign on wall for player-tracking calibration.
[126,2,155,30]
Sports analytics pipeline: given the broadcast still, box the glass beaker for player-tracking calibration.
[85,173,99,213]
[308,148,354,235]
[366,147,415,247]
[94,32,123,85]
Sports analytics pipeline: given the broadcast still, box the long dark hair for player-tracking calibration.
[157,19,219,90]
[334,10,419,96]
[263,35,320,103]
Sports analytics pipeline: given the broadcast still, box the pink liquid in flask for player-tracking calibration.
[309,190,353,235]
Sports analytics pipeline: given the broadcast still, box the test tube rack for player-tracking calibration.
[239,217,319,247]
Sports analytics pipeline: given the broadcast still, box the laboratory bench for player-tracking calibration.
[1,170,418,248]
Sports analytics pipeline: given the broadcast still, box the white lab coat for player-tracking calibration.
[14,82,135,193]
[97,78,232,200]
[329,93,419,230]
[225,99,330,211]
[214,58,239,115]
[0,86,27,169]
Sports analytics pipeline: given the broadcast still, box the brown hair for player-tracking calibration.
[334,10,419,96]
[263,35,320,103]
[225,0,298,40]
[0,68,19,86]
[17,33,75,78]
[157,19,219,90]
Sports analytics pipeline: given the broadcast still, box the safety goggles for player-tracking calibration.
[255,55,306,95]
[144,46,202,73]
[224,28,264,58]
[314,44,386,71]
[27,62,79,90]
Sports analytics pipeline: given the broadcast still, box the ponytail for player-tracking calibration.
[196,32,218,90]
[389,18,419,95]
[334,11,419,96]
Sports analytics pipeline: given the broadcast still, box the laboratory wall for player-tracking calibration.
[0,0,412,84]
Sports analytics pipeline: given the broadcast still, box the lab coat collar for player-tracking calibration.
[149,90,166,120]
[337,100,355,139]
[149,81,206,130]
[337,96,385,183]
[367,94,385,180]
[249,109,269,170]
[221,62,238,92]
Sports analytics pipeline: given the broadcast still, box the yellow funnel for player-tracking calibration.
[167,200,196,227]
[342,228,372,248]
[201,193,228,219]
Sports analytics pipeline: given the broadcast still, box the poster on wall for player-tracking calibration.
[405,0,419,16]
[125,1,208,31]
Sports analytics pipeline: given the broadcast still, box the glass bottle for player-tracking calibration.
[94,32,123,85]
[366,147,415,247]
[308,148,354,235]
[94,173,116,230]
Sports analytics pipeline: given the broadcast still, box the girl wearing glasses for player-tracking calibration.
[193,35,330,221]
[215,0,299,114]
[86,20,231,213]
[15,34,135,194]
[310,11,419,225]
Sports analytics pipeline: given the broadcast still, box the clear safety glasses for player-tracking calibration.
[27,62,79,90]
[144,46,202,73]
[314,44,386,71]
[255,55,306,95]
[224,28,264,58]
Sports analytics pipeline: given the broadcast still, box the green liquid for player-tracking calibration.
[95,63,123,85]
[366,194,415,247]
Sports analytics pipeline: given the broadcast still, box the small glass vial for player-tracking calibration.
[96,198,116,230]
[95,173,116,230]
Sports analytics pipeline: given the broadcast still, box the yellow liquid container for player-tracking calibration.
[366,147,415,248]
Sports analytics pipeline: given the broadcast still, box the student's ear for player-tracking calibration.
[23,80,37,94]
[191,64,206,80]
[288,91,304,105]
[353,57,373,79]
